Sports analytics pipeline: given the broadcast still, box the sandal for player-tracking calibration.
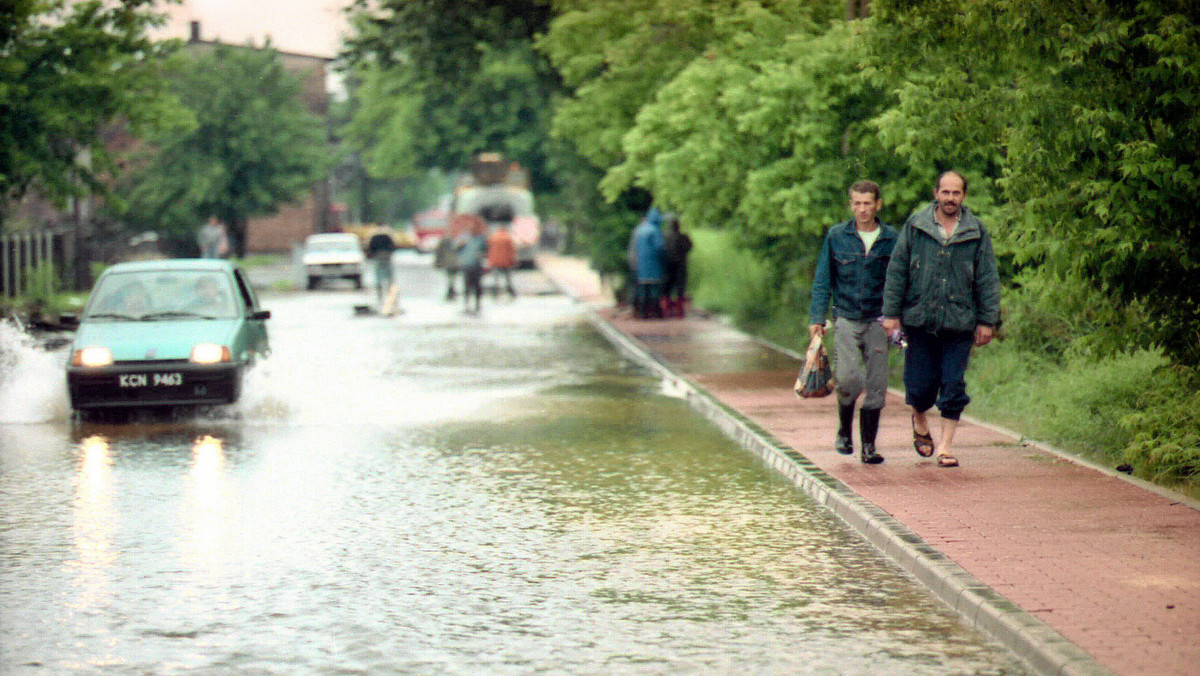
[936,453,959,468]
[912,414,935,457]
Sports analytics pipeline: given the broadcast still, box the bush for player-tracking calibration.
[1120,367,1200,487]
[969,342,1168,465]
[688,229,779,328]
[22,263,62,310]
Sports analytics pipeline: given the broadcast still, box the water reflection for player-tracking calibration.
[181,434,232,581]
[70,435,116,611]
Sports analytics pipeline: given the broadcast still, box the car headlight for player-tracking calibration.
[190,343,232,364]
[72,346,113,367]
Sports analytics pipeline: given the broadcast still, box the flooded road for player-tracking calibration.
[0,255,1026,673]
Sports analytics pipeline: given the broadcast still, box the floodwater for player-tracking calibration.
[0,257,1027,673]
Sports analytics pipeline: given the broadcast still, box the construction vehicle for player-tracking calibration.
[451,152,540,268]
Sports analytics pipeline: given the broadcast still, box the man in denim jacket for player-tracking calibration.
[810,180,898,464]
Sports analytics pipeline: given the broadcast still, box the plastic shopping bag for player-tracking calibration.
[794,339,835,398]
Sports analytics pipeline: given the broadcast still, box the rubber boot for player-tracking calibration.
[860,407,884,464]
[835,402,855,455]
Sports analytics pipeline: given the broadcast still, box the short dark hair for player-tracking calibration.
[848,180,881,200]
[935,170,968,194]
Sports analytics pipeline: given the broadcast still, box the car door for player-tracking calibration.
[233,268,270,359]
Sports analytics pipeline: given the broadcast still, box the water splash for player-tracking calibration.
[0,321,71,423]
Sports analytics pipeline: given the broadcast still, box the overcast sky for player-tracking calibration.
[154,0,356,59]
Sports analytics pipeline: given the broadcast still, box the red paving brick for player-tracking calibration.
[537,254,1200,676]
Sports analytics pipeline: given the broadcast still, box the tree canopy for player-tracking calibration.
[112,43,329,257]
[340,0,559,191]
[0,0,178,223]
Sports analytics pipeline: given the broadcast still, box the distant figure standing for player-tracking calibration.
[487,225,518,298]
[435,215,470,301]
[629,207,667,319]
[662,214,692,318]
[197,216,229,259]
[457,216,489,314]
[366,227,399,312]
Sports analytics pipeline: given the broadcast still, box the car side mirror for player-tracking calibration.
[251,309,271,320]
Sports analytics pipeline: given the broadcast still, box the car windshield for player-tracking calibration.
[306,237,360,253]
[84,270,239,321]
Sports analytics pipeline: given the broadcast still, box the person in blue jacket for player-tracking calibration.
[810,180,898,464]
[629,207,667,319]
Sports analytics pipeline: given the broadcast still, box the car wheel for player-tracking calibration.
[350,274,363,289]
[307,276,319,290]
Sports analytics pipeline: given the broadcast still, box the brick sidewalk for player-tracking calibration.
[537,253,1200,676]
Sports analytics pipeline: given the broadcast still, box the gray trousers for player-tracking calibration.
[833,318,889,410]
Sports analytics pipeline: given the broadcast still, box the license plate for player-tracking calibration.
[119,372,183,388]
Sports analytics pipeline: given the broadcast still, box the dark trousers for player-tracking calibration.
[633,281,663,319]
[663,263,688,301]
[463,267,484,311]
[903,326,974,420]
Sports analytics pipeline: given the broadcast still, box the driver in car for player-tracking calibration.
[186,276,231,316]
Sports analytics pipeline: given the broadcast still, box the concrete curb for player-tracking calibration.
[585,313,1112,676]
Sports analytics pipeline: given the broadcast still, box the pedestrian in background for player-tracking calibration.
[882,171,1001,468]
[809,180,898,464]
[435,215,468,301]
[366,227,397,303]
[366,227,401,315]
[197,215,229,259]
[662,213,692,318]
[629,207,667,319]
[487,224,518,299]
[457,215,489,314]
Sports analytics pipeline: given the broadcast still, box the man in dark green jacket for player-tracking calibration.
[882,171,1001,468]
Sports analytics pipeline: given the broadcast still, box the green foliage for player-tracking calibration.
[869,0,1200,366]
[969,343,1155,461]
[999,269,1138,361]
[111,43,329,256]
[1121,367,1200,485]
[0,0,180,220]
[688,229,780,328]
[341,0,559,191]
[540,0,731,170]
[21,263,63,309]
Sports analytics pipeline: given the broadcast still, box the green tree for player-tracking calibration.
[869,0,1200,367]
[341,0,559,191]
[539,0,736,172]
[114,43,329,257]
[0,0,178,224]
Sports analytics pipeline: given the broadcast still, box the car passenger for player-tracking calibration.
[187,276,232,317]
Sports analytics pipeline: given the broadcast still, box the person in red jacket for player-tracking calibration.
[486,225,518,298]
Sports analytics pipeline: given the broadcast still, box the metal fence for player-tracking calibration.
[1,229,74,300]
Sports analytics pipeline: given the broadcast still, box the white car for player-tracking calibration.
[301,233,365,290]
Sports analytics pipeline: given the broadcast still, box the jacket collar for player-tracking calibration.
[911,202,983,243]
[837,218,897,238]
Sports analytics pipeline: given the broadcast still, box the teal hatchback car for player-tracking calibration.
[66,259,270,413]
